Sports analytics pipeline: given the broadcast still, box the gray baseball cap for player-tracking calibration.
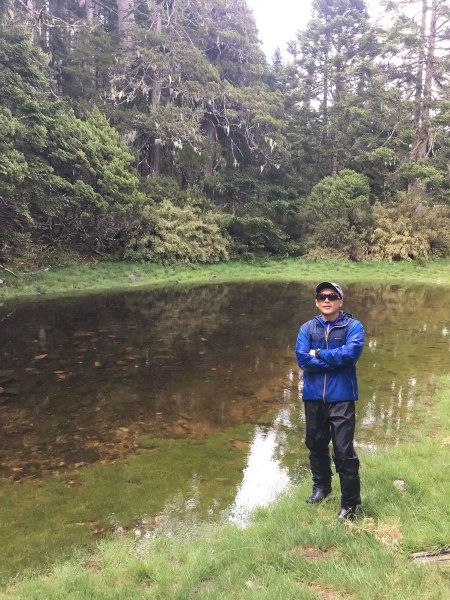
[315,281,343,299]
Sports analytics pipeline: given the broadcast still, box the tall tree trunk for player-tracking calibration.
[6,0,15,20]
[413,0,428,134]
[117,0,134,45]
[85,0,94,21]
[422,0,437,129]
[150,10,162,177]
[411,0,437,162]
[331,44,344,179]
[204,118,218,177]
[38,0,50,50]
[322,60,328,142]
[322,29,330,175]
[78,0,94,21]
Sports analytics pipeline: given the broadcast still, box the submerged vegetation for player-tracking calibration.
[1,376,449,599]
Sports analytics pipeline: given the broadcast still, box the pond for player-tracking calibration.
[0,281,449,580]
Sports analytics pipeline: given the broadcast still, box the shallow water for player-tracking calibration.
[0,282,449,577]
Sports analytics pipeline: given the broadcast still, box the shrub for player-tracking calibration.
[299,169,372,260]
[226,215,291,257]
[124,201,230,264]
[389,162,446,197]
[369,195,450,261]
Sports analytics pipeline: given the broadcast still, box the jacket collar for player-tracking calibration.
[314,310,353,328]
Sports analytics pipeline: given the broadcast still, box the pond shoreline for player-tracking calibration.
[1,266,449,598]
[2,375,449,598]
[1,258,450,302]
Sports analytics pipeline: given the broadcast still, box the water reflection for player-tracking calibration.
[1,282,449,476]
[228,408,292,527]
[0,281,449,565]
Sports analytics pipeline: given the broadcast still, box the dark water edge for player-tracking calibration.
[0,281,449,580]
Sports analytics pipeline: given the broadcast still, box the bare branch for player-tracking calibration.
[0,264,18,278]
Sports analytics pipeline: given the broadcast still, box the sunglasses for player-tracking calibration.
[316,293,341,301]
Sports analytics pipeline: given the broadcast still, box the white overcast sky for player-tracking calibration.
[245,0,387,58]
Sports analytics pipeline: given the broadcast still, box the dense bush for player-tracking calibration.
[0,29,144,257]
[369,195,450,261]
[124,201,230,264]
[299,169,372,260]
[226,215,291,257]
[389,162,446,198]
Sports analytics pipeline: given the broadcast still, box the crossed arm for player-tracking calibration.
[295,321,364,372]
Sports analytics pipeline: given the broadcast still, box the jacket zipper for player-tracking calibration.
[322,323,347,403]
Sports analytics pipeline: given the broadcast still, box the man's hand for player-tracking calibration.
[309,349,316,357]
[309,349,320,357]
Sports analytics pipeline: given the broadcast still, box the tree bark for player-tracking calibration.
[423,0,437,121]
[150,10,162,178]
[413,0,428,134]
[85,0,94,21]
[204,118,218,177]
[411,0,437,162]
[7,0,15,20]
[38,0,50,50]
[117,0,134,45]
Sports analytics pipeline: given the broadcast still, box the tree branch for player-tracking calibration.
[0,264,18,278]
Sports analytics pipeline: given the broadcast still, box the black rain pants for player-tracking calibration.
[304,400,361,508]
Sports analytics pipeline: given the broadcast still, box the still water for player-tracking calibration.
[0,282,449,577]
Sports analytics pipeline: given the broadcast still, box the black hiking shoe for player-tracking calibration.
[306,488,332,504]
[337,506,357,521]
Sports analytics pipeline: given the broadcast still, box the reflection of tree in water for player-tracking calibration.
[0,282,448,479]
[346,284,450,446]
[0,283,301,479]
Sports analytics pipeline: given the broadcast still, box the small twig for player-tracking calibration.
[0,309,16,323]
[0,264,18,278]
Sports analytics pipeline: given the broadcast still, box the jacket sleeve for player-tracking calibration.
[295,325,335,372]
[318,320,364,367]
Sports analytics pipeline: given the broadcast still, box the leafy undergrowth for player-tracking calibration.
[1,379,449,599]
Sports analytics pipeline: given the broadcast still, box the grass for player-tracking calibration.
[1,376,449,599]
[1,258,450,302]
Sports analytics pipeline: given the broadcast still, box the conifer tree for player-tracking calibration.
[286,0,378,184]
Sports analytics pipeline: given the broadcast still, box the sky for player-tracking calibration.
[245,0,386,58]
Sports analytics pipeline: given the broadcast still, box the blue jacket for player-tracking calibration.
[295,311,364,402]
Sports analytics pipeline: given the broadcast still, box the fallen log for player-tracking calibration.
[412,549,450,564]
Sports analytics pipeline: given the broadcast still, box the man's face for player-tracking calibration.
[315,287,343,320]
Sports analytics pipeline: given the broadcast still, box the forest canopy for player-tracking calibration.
[1,0,449,265]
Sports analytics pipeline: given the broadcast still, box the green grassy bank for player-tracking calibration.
[1,376,449,599]
[1,258,450,301]
[1,261,449,598]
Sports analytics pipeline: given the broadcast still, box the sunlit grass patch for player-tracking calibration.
[1,258,450,302]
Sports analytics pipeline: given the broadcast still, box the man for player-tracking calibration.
[295,282,364,520]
